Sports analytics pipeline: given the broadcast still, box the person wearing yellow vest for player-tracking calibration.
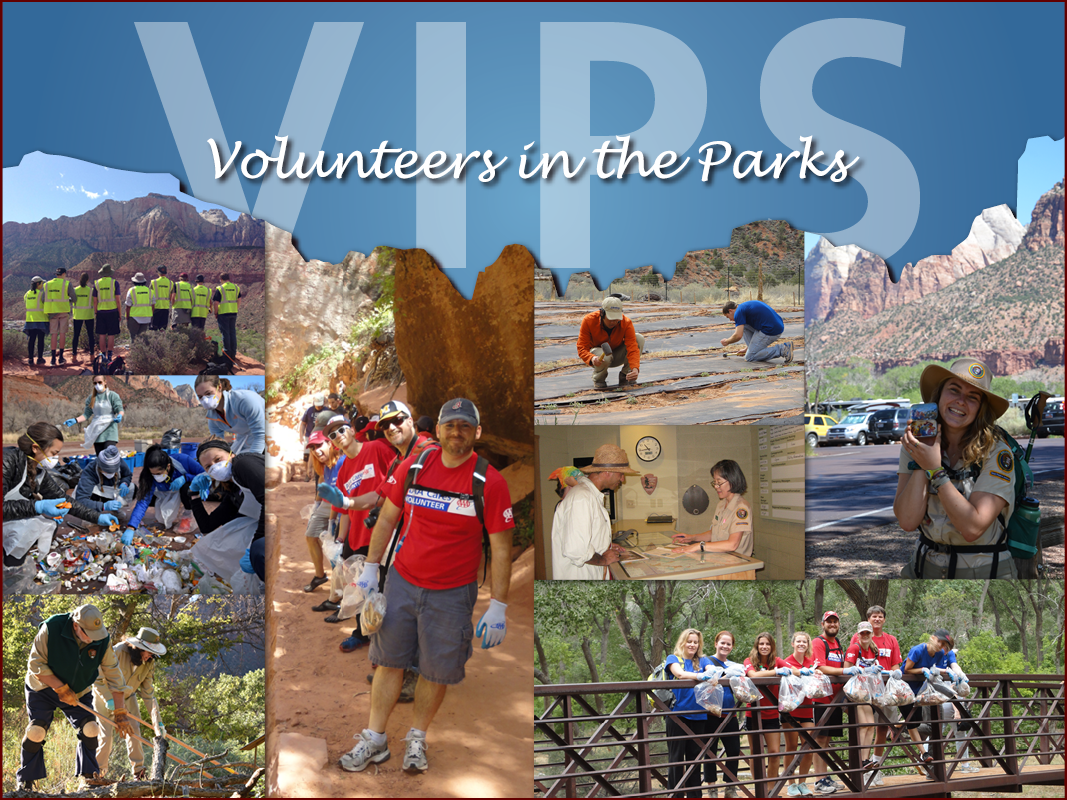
[191,274,211,330]
[23,276,49,367]
[45,267,76,366]
[149,265,174,331]
[71,272,97,363]
[124,273,154,342]
[94,264,122,367]
[172,272,195,328]
[213,272,241,359]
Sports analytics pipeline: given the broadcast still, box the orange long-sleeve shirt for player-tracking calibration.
[576,311,641,371]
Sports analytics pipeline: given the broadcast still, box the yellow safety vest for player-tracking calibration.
[24,289,47,322]
[150,277,174,309]
[216,282,239,315]
[95,276,118,311]
[174,281,194,310]
[43,277,71,314]
[192,285,211,318]
[129,286,153,318]
[73,286,94,320]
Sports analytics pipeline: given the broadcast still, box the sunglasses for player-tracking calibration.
[327,426,351,442]
[380,416,408,431]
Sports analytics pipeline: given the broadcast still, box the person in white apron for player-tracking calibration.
[4,423,118,570]
[195,374,266,455]
[121,445,204,545]
[73,445,133,526]
[187,439,265,582]
[63,377,123,454]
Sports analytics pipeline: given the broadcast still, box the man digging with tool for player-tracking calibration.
[720,300,793,363]
[92,626,168,780]
[577,296,645,390]
[17,604,133,792]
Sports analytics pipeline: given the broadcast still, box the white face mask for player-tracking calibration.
[153,472,170,483]
[101,470,117,479]
[94,383,106,393]
[200,394,220,410]
[207,460,232,482]
[41,456,60,469]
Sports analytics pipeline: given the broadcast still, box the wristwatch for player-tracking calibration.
[699,542,705,552]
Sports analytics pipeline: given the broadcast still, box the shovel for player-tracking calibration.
[119,707,239,775]
[74,699,194,769]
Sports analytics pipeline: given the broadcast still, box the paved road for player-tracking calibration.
[805,438,1065,534]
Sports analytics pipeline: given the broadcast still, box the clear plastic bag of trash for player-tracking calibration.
[338,556,367,619]
[778,674,806,713]
[802,670,834,699]
[729,675,761,705]
[158,569,184,594]
[876,676,915,707]
[229,569,265,596]
[360,589,387,636]
[695,680,725,716]
[300,503,316,521]
[321,536,342,568]
[196,575,231,595]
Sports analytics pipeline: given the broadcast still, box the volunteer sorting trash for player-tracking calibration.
[187,439,266,583]
[63,376,123,454]
[122,445,204,543]
[195,374,266,455]
[73,445,133,525]
[4,423,116,571]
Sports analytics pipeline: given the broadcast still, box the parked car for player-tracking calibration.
[825,412,876,446]
[1037,399,1064,438]
[869,408,910,444]
[804,413,839,448]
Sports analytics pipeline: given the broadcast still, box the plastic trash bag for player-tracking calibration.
[802,671,834,700]
[954,679,971,698]
[229,569,264,596]
[188,515,257,580]
[730,675,761,705]
[155,489,184,529]
[360,590,387,636]
[338,555,367,620]
[844,673,883,704]
[695,681,725,716]
[158,569,184,594]
[300,503,316,521]
[778,674,806,713]
[195,575,231,595]
[3,516,58,562]
[876,676,915,707]
[916,678,949,706]
[83,413,114,449]
[4,562,39,595]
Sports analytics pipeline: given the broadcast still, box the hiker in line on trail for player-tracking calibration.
[212,272,241,360]
[63,375,124,454]
[303,428,346,597]
[94,264,122,367]
[191,274,211,330]
[149,265,173,332]
[122,444,203,543]
[92,627,168,781]
[74,445,134,527]
[72,272,96,363]
[187,439,266,583]
[328,392,343,412]
[550,444,638,579]
[124,273,153,343]
[895,359,1018,580]
[720,300,793,364]
[171,272,195,329]
[23,275,49,367]
[339,398,515,776]
[3,423,117,571]
[194,374,266,455]
[45,266,77,366]
[15,604,133,792]
[302,393,328,483]
[576,296,645,390]
[672,460,755,558]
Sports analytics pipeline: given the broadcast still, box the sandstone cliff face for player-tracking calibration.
[806,205,1025,324]
[1023,179,1065,251]
[125,376,191,407]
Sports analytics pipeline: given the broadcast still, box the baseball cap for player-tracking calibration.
[933,628,954,647]
[601,296,624,320]
[157,265,168,274]
[312,409,336,433]
[32,275,45,283]
[308,431,328,446]
[313,392,326,406]
[857,621,874,634]
[377,400,412,429]
[56,267,68,275]
[73,605,109,641]
[438,398,480,426]
[822,611,840,622]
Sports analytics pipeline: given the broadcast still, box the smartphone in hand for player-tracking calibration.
[908,403,939,439]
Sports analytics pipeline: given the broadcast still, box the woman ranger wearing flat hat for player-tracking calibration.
[894,358,1019,579]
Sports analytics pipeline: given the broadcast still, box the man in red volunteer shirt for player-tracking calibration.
[810,611,847,794]
[339,398,514,777]
[845,605,901,786]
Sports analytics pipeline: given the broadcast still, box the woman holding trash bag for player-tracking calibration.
[123,445,203,542]
[3,423,117,569]
[842,621,887,783]
[73,445,134,525]
[63,376,124,454]
[781,631,818,796]
[704,631,747,799]
[671,461,754,557]
[744,633,801,781]
[302,430,346,596]
[894,358,1019,579]
[664,628,714,799]
[194,374,266,455]
[186,439,265,583]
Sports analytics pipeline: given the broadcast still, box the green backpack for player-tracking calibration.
[994,427,1040,559]
[646,659,676,709]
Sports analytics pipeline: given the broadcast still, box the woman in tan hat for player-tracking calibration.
[893,358,1018,579]
[671,460,755,557]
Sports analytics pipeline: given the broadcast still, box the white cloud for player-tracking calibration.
[81,185,100,200]
[103,190,109,196]
[56,184,76,193]
[59,172,64,178]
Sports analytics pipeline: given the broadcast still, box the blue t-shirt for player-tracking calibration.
[733,301,784,336]
[323,454,346,488]
[706,656,743,710]
[666,655,712,719]
[904,643,957,686]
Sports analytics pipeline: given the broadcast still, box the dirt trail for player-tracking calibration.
[2,347,265,376]
[266,478,534,798]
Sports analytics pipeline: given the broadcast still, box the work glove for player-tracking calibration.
[103,499,124,512]
[329,518,339,541]
[843,666,862,676]
[776,667,793,677]
[189,473,212,500]
[168,475,186,492]
[106,698,115,711]
[239,547,255,574]
[475,599,508,649]
[56,684,79,706]
[118,482,131,498]
[121,528,136,546]
[35,498,70,518]
[97,513,119,527]
[725,664,746,679]
[950,671,965,685]
[113,708,134,737]
[317,483,345,508]
[356,563,380,595]
[64,418,78,427]
[799,667,814,676]
[881,669,902,680]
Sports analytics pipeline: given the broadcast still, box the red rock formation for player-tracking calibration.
[1022,179,1065,252]
[872,340,1064,376]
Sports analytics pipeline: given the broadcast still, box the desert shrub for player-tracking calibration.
[127,328,214,374]
[3,329,29,360]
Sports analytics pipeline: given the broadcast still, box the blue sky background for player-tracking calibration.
[163,375,264,393]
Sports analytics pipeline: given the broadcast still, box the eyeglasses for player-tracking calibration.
[712,481,730,489]
[380,416,408,431]
[327,426,351,442]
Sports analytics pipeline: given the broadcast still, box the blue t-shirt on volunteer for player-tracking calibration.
[733,301,784,337]
[666,655,713,719]
[905,643,957,686]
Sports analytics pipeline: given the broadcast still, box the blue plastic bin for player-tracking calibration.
[179,442,198,456]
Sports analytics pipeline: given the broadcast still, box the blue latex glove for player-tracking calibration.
[118,483,131,498]
[116,414,123,423]
[64,418,77,427]
[189,473,212,500]
[356,563,380,595]
[317,482,345,508]
[121,528,135,546]
[882,669,902,680]
[34,498,70,518]
[239,547,255,574]
[103,499,124,512]
[106,698,115,711]
[776,667,793,676]
[922,667,934,680]
[475,599,507,649]
[699,673,716,681]
[864,664,883,675]
[329,518,339,540]
[843,666,862,677]
[97,513,119,527]
[168,475,186,491]
[799,667,814,676]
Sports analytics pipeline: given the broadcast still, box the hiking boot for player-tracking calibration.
[311,599,339,612]
[724,786,740,798]
[340,634,369,653]
[339,729,390,772]
[402,733,428,774]
[36,357,46,366]
[58,352,67,365]
[398,670,418,703]
[593,379,608,390]
[15,780,36,791]
[813,777,837,794]
[781,340,794,364]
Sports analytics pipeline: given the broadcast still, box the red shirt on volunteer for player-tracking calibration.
[846,631,902,670]
[783,653,816,721]
[810,635,845,705]
[743,656,792,720]
[335,438,395,550]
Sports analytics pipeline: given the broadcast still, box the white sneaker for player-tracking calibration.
[340,729,390,772]
[871,770,884,786]
[813,777,838,794]
[786,785,804,797]
[402,733,428,774]
[782,341,794,364]
[959,761,980,773]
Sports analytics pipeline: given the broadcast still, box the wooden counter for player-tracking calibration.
[609,519,763,580]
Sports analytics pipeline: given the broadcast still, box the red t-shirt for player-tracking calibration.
[846,631,902,670]
[744,656,791,720]
[844,641,883,671]
[336,439,394,550]
[384,448,514,590]
[783,654,816,720]
[810,635,845,705]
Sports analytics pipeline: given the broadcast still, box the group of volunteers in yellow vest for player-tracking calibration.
[23,264,240,368]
